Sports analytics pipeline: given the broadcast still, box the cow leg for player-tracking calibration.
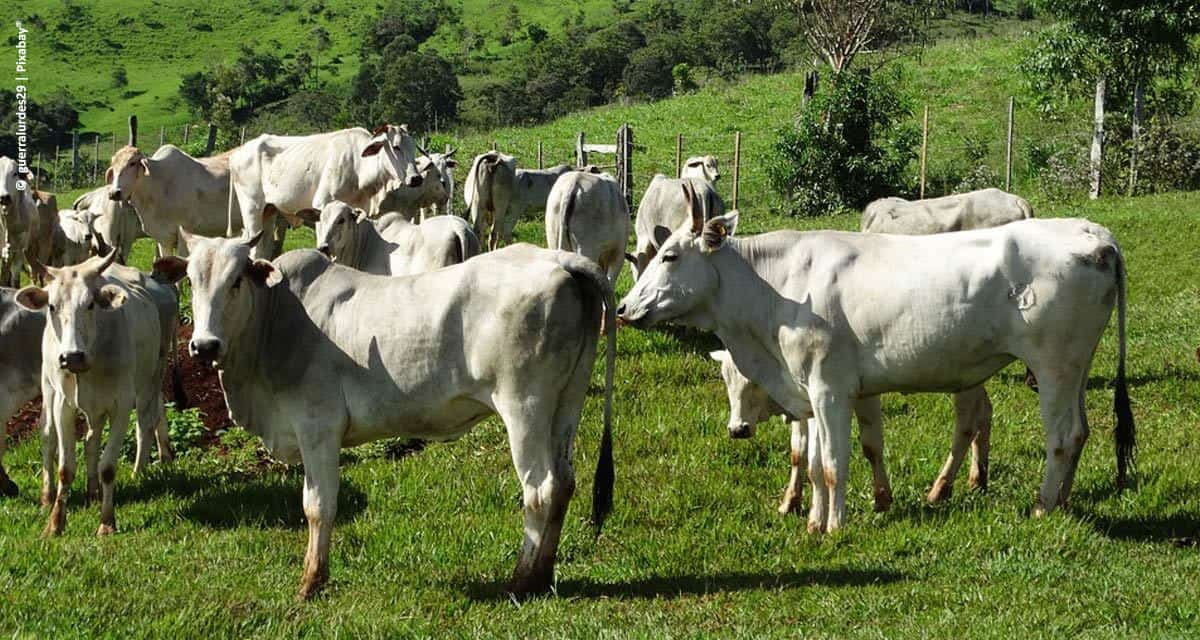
[812,390,853,532]
[1029,369,1086,517]
[132,406,152,475]
[0,413,13,499]
[83,412,103,504]
[929,386,986,503]
[136,390,173,469]
[805,418,828,533]
[1056,385,1091,508]
[854,396,892,512]
[497,396,575,597]
[297,440,340,601]
[967,386,994,492]
[40,405,57,507]
[778,418,807,515]
[44,392,76,537]
[97,403,132,536]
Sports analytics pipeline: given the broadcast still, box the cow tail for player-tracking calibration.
[226,167,236,237]
[1112,247,1134,490]
[1019,196,1035,220]
[557,187,578,252]
[559,256,615,535]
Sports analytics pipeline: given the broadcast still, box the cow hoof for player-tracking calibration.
[297,568,329,602]
[0,478,17,498]
[97,523,116,537]
[1031,503,1050,518]
[806,519,825,535]
[968,475,988,492]
[926,478,953,503]
[507,564,554,598]
[778,494,802,516]
[873,488,893,513]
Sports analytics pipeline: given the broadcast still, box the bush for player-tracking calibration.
[766,70,918,216]
[623,43,678,100]
[1130,122,1200,194]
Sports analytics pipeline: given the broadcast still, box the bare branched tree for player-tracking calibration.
[783,0,950,74]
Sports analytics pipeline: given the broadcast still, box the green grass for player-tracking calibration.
[3,189,1200,637]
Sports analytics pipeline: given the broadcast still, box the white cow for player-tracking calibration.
[231,125,422,260]
[49,209,102,267]
[709,349,991,514]
[861,188,1033,235]
[463,151,517,251]
[107,145,241,257]
[16,251,180,536]
[682,155,721,183]
[0,285,46,498]
[618,184,1133,533]
[545,170,629,284]
[307,201,480,276]
[73,186,144,264]
[372,150,459,222]
[0,156,38,286]
[500,165,574,243]
[25,190,59,278]
[152,233,615,599]
[628,174,725,280]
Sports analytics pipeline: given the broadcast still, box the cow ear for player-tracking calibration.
[701,212,738,252]
[354,209,369,223]
[445,159,457,168]
[294,208,320,225]
[652,225,672,249]
[246,259,282,288]
[140,158,151,176]
[15,286,48,311]
[96,284,127,310]
[681,183,703,235]
[686,159,701,168]
[104,167,114,184]
[361,140,385,157]
[152,256,189,285]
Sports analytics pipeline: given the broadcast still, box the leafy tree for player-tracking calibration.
[623,42,680,100]
[311,26,331,86]
[111,67,128,89]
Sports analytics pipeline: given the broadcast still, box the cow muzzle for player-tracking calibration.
[406,175,424,188]
[189,338,223,365]
[728,422,755,439]
[59,351,90,373]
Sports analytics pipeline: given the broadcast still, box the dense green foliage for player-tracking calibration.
[767,70,919,216]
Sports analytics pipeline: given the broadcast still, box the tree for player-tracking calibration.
[311,26,331,87]
[111,67,128,89]
[787,0,948,73]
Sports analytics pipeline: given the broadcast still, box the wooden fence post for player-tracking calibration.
[490,140,497,152]
[537,141,543,169]
[1005,97,1014,191]
[919,105,929,199]
[1089,77,1105,200]
[111,133,116,159]
[159,126,165,148]
[240,127,247,145]
[620,124,634,212]
[93,134,100,183]
[676,132,686,177]
[128,115,138,147]
[71,132,79,183]
[205,123,218,156]
[1128,80,1143,197]
[183,124,190,146]
[52,144,59,190]
[575,131,587,167]
[34,151,40,190]
[732,131,741,210]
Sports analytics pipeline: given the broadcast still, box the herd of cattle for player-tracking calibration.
[0,123,1134,599]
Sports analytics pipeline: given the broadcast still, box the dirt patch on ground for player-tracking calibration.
[4,323,232,446]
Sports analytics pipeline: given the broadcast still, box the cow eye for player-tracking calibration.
[662,253,679,263]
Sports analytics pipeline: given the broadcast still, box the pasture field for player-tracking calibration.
[2,189,1200,638]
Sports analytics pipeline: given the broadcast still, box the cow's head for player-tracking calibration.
[617,182,739,329]
[362,124,423,189]
[0,156,30,208]
[15,250,124,374]
[106,146,149,203]
[311,201,366,260]
[710,350,774,439]
[58,209,103,264]
[153,231,280,367]
[683,155,720,183]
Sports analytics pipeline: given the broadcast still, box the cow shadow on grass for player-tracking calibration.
[463,566,905,601]
[176,472,368,530]
[1072,479,1200,544]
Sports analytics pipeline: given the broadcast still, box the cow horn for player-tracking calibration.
[371,124,389,137]
[93,248,118,275]
[445,147,457,157]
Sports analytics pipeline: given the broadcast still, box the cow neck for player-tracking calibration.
[359,144,395,196]
[346,219,390,272]
[128,157,160,214]
[219,278,274,388]
[711,235,814,349]
[1,193,33,233]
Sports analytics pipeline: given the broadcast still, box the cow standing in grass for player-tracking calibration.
[307,201,480,276]
[0,286,46,498]
[545,170,630,285]
[618,184,1132,532]
[154,233,615,599]
[463,151,518,251]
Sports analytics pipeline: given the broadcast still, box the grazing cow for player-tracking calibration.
[501,165,574,243]
[628,175,725,280]
[709,350,992,514]
[152,232,615,599]
[232,125,423,260]
[373,150,458,222]
[306,201,480,276]
[73,186,143,263]
[0,286,46,498]
[463,151,517,251]
[861,188,1033,235]
[682,155,721,183]
[0,156,38,286]
[15,251,180,536]
[545,170,629,284]
[617,184,1133,533]
[107,145,242,257]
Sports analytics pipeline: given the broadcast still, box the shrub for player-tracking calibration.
[766,70,918,216]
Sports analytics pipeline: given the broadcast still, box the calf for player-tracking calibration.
[0,286,46,497]
[308,201,480,276]
[16,251,179,536]
[153,233,615,599]
[545,170,629,284]
[618,184,1132,533]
